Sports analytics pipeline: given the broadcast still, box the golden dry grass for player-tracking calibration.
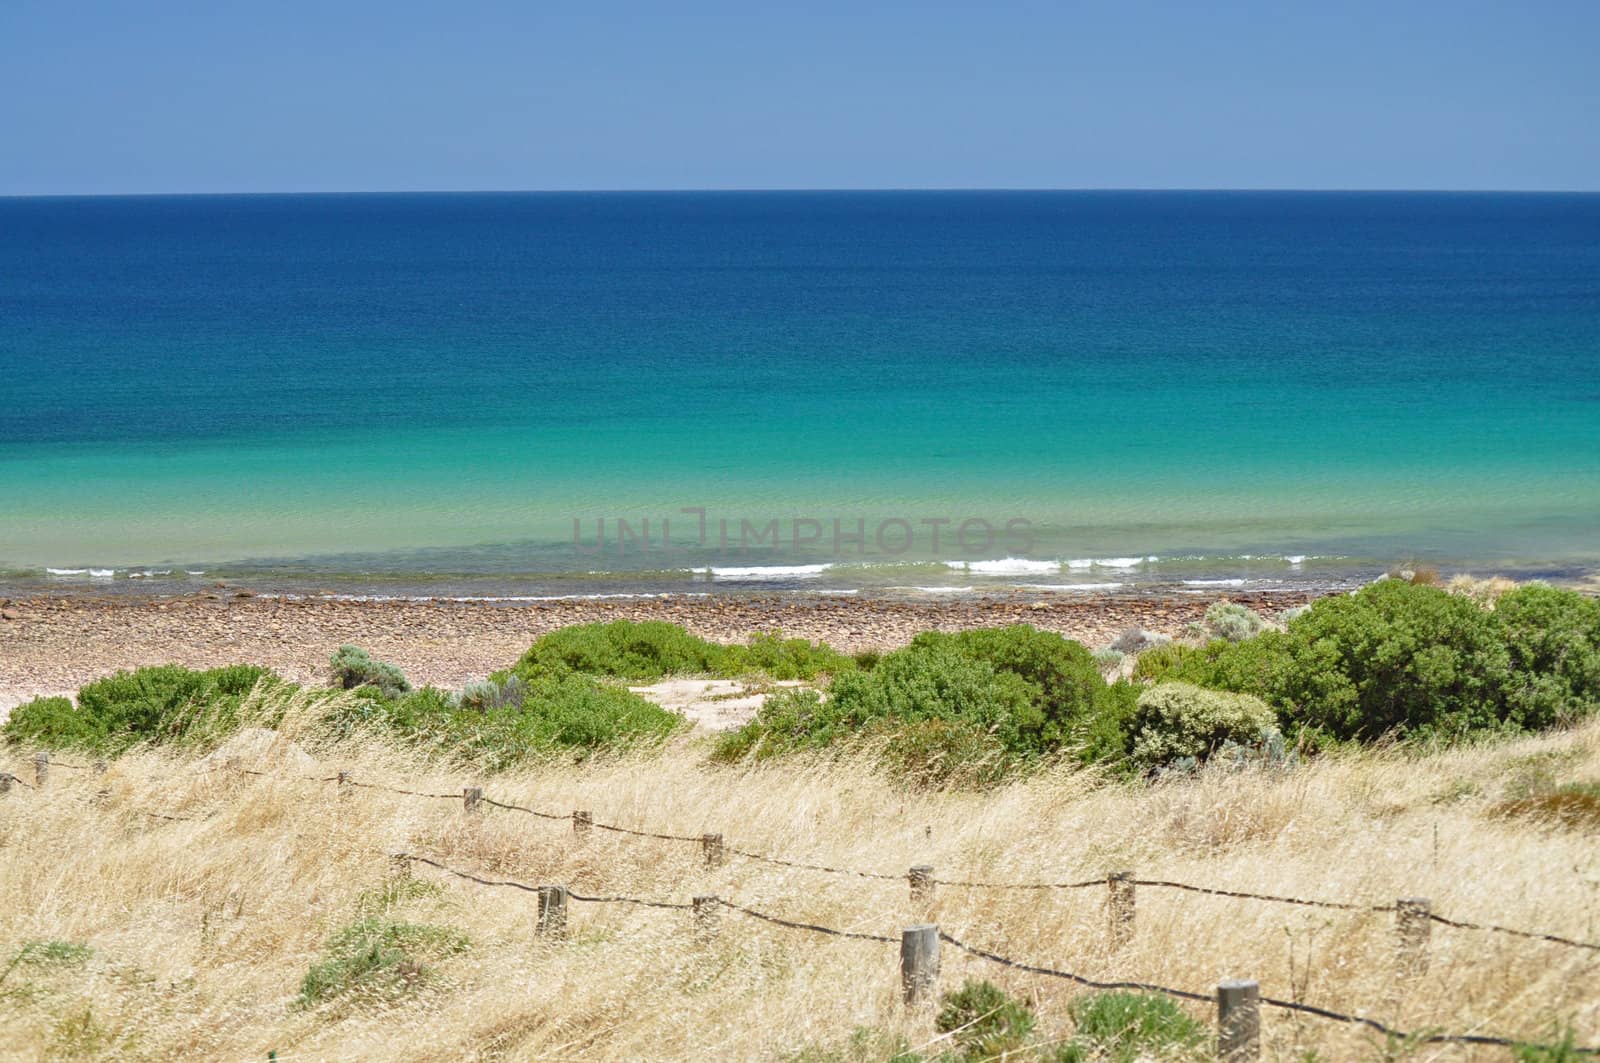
[3,696,1600,1061]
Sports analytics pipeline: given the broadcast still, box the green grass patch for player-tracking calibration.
[296,917,469,1009]
[1059,991,1208,1061]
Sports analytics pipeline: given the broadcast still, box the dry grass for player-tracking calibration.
[4,698,1600,1061]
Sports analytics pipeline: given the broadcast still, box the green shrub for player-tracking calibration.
[329,645,411,698]
[1203,601,1266,642]
[513,620,728,680]
[510,620,851,682]
[1493,584,1600,728]
[912,626,1124,757]
[296,917,468,1008]
[4,664,278,755]
[2,697,80,747]
[716,627,1138,783]
[1264,580,1516,742]
[731,630,855,680]
[1093,648,1125,674]
[1158,581,1579,745]
[1130,642,1198,683]
[1059,991,1206,1062]
[936,979,1037,1059]
[1129,682,1279,771]
[327,673,682,770]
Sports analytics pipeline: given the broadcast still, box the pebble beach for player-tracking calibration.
[0,588,1321,714]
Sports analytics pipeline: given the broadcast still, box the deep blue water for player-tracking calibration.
[1,191,1597,597]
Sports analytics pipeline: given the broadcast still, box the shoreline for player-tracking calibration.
[0,587,1322,711]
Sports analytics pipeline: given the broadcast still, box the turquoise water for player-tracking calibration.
[1,191,1597,596]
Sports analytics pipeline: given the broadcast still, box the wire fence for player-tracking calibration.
[6,751,1598,958]
[397,851,1600,1056]
[7,749,1599,1054]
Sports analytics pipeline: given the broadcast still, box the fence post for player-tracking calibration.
[1396,897,1432,977]
[538,886,569,939]
[1108,871,1136,949]
[463,786,482,813]
[900,924,940,1004]
[390,853,411,880]
[34,752,48,788]
[1217,979,1261,1062]
[702,833,725,869]
[909,865,935,906]
[693,894,720,941]
[574,810,592,836]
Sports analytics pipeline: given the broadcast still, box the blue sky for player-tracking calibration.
[1,0,1595,194]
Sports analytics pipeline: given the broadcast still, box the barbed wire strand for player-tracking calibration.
[21,758,1600,955]
[393,853,1599,1055]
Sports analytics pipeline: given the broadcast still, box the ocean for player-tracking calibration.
[1,190,1597,599]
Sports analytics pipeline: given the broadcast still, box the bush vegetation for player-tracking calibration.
[6,583,1597,786]
[508,620,852,682]
[1202,601,1267,642]
[4,664,279,754]
[326,673,683,770]
[715,626,1140,784]
[1128,682,1278,772]
[1133,580,1600,746]
[329,645,411,698]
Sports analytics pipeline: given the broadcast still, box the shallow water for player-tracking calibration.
[3,191,1597,596]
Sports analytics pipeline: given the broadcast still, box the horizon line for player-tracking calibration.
[4,185,1599,201]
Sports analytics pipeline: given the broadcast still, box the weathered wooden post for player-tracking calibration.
[909,865,935,906]
[1108,871,1136,949]
[701,832,725,869]
[693,894,720,941]
[900,924,940,1004]
[538,886,569,939]
[463,786,483,813]
[1396,897,1432,977]
[33,752,48,788]
[574,810,592,836]
[1217,979,1261,1062]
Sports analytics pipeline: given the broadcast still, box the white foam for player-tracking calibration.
[894,586,977,594]
[1066,556,1152,570]
[1285,555,1307,565]
[1183,578,1247,587]
[89,569,115,579]
[945,558,1059,575]
[46,568,88,576]
[706,564,832,580]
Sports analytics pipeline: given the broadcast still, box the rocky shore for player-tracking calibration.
[0,588,1322,711]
